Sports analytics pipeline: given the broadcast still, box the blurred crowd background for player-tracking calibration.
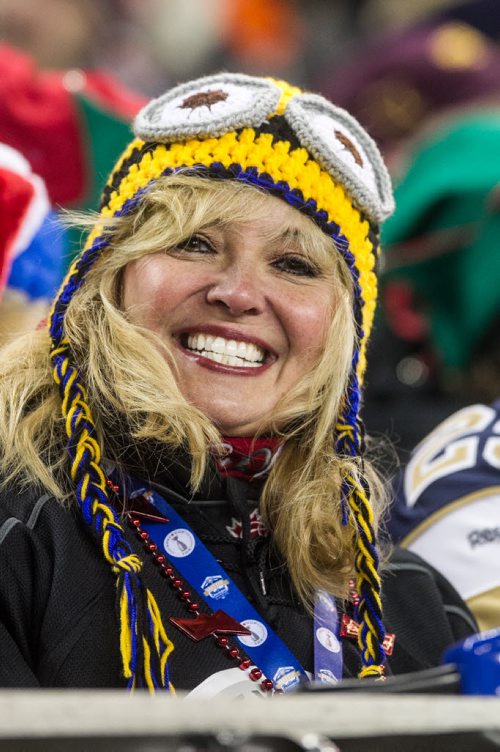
[1,0,500,460]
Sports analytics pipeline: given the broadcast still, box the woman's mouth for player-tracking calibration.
[181,332,267,368]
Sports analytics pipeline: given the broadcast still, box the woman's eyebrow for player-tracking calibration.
[272,227,311,249]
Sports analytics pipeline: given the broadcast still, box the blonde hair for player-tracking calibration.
[0,174,387,606]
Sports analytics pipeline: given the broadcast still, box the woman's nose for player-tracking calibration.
[205,264,265,316]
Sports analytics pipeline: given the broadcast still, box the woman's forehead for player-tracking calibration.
[147,176,309,225]
[188,185,326,240]
[204,196,315,234]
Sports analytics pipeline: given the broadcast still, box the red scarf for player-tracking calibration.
[215,437,282,481]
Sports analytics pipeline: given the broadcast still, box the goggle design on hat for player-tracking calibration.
[134,73,394,225]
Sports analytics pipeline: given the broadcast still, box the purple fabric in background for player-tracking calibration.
[319,18,500,153]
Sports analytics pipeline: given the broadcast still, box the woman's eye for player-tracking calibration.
[272,255,319,277]
[174,235,214,254]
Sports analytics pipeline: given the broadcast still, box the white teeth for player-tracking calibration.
[195,351,261,367]
[248,344,260,361]
[212,337,226,354]
[184,332,266,366]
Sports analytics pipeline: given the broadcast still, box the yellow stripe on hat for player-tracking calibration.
[270,78,303,115]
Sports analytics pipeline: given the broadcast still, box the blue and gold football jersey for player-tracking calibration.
[389,402,500,630]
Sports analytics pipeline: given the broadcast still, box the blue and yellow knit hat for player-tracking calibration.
[48,74,395,689]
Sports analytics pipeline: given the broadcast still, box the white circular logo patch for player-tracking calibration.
[316,627,341,653]
[237,619,268,648]
[164,528,195,557]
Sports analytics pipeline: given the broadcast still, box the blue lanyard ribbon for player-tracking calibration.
[121,474,343,690]
[314,590,342,685]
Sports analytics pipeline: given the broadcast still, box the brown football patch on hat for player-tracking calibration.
[335,131,363,166]
[180,89,229,110]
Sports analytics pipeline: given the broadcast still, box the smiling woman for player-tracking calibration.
[119,176,350,438]
[0,73,475,696]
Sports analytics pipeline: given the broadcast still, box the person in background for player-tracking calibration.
[320,18,500,457]
[384,111,500,631]
[0,42,146,340]
[0,43,146,215]
[0,143,65,342]
[320,19,500,174]
[0,73,475,694]
[0,0,129,71]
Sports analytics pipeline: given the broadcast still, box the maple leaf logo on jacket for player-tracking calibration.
[226,508,268,539]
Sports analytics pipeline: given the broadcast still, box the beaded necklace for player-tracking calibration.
[125,507,276,694]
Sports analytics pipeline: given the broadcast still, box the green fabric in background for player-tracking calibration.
[381,112,500,371]
[65,92,134,261]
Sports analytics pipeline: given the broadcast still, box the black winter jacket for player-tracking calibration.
[0,471,477,695]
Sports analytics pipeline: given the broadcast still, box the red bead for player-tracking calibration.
[130,518,141,528]
[147,542,158,553]
[179,591,191,601]
[239,658,251,670]
[261,679,273,692]
[228,648,240,659]
[139,531,149,540]
[164,566,174,576]
[171,578,182,588]
[155,555,166,565]
[216,637,228,647]
[188,603,199,612]
[249,668,262,681]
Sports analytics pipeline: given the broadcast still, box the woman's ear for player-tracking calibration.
[109,264,126,310]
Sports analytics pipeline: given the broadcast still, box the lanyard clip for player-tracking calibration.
[259,569,267,596]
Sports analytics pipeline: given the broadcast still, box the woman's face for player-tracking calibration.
[122,195,337,436]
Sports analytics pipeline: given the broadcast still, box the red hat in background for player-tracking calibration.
[0,44,146,210]
[0,142,49,294]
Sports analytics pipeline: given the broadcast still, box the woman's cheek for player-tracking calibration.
[287,289,333,355]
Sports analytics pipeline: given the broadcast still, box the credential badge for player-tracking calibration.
[201,575,230,600]
[164,528,195,558]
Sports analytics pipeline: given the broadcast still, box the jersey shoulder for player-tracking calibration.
[387,403,500,621]
[389,401,500,542]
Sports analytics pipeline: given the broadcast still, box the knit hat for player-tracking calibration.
[381,110,500,373]
[48,73,394,689]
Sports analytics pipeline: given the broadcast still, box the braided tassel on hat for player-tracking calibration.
[49,240,175,691]
[335,374,385,677]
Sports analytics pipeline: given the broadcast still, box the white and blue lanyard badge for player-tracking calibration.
[122,475,343,692]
